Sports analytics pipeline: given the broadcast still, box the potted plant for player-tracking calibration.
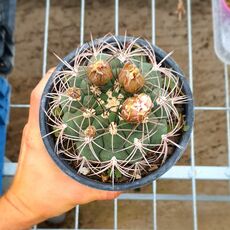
[40,35,193,191]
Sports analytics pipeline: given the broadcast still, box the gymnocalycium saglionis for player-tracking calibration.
[43,34,189,185]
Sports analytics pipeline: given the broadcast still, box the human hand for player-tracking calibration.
[0,68,120,229]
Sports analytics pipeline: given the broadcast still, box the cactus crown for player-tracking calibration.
[44,34,189,185]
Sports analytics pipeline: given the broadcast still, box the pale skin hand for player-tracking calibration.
[0,68,121,230]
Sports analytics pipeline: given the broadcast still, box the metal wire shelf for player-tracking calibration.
[3,0,230,229]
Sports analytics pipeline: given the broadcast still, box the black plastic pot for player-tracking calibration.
[39,36,194,191]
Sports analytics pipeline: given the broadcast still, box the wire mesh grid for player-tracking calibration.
[3,0,230,229]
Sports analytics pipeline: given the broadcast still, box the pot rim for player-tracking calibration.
[39,35,194,191]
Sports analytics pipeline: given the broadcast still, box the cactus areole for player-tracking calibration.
[39,35,194,191]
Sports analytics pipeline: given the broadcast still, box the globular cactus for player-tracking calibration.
[45,35,189,185]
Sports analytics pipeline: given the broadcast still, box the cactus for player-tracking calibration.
[44,35,189,185]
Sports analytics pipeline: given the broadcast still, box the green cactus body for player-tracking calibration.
[60,95,82,113]
[76,113,94,130]
[123,131,150,162]
[82,95,97,108]
[131,56,147,67]
[68,76,82,88]
[103,132,125,150]
[142,63,162,89]
[92,114,108,127]
[94,104,104,115]
[76,136,104,161]
[62,112,80,136]
[80,79,89,95]
[150,119,168,145]
[47,35,187,183]
[67,76,85,88]
[100,149,128,162]
[118,120,135,137]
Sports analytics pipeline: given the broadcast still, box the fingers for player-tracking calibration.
[104,191,121,200]
[32,67,56,100]
[30,67,55,106]
[28,67,56,127]
[27,67,122,205]
[93,190,122,201]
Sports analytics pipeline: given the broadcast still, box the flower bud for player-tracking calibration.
[87,60,113,86]
[84,125,96,138]
[120,93,153,123]
[65,87,81,100]
[118,62,145,93]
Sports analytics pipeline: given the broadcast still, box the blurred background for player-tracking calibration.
[2,0,230,229]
